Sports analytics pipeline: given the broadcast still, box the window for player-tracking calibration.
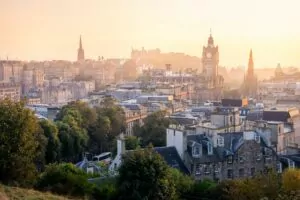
[204,165,210,174]
[256,153,262,161]
[227,169,233,179]
[277,163,282,173]
[193,146,200,156]
[195,164,201,175]
[207,142,213,155]
[239,168,245,177]
[217,137,224,147]
[288,160,295,169]
[250,168,255,176]
[265,157,272,164]
[227,156,233,164]
[239,156,244,163]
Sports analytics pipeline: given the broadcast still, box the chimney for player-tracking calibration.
[117,133,126,155]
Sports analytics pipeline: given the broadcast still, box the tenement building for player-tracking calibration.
[166,125,279,181]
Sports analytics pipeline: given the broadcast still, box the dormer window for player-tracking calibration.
[217,137,224,147]
[193,146,200,157]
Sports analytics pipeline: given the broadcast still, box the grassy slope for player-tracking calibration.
[0,184,79,200]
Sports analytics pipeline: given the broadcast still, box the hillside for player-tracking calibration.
[0,184,79,200]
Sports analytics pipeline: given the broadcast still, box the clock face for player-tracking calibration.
[206,52,212,58]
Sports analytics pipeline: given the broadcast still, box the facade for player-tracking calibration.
[0,82,21,101]
[166,125,278,181]
[243,50,258,98]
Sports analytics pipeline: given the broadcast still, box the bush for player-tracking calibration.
[35,163,93,197]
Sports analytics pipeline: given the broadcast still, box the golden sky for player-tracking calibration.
[1,0,300,67]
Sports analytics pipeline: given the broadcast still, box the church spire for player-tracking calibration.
[77,35,85,62]
[79,35,82,49]
[247,49,254,76]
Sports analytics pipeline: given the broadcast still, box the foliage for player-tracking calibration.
[56,121,88,163]
[35,163,93,197]
[0,99,41,185]
[136,110,176,147]
[169,168,194,198]
[281,168,300,193]
[125,136,140,150]
[88,97,126,153]
[224,170,281,200]
[117,147,176,200]
[39,120,62,164]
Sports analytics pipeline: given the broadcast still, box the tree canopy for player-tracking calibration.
[135,110,176,147]
[117,147,176,200]
[0,99,41,184]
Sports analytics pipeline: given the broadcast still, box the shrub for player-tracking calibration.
[35,163,93,197]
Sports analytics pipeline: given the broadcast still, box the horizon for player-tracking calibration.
[1,0,300,67]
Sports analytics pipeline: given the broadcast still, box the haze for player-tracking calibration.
[1,0,300,67]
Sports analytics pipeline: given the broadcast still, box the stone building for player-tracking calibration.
[166,125,279,181]
[0,82,21,101]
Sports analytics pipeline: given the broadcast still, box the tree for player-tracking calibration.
[168,168,194,198]
[125,136,140,150]
[281,168,300,197]
[35,163,93,197]
[0,99,41,185]
[56,101,97,129]
[39,120,61,164]
[117,147,176,200]
[136,110,176,147]
[56,120,88,163]
[224,170,281,200]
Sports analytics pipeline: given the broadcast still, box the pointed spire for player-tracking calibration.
[249,49,253,60]
[247,49,254,76]
[79,35,82,49]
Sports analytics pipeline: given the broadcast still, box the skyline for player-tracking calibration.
[1,0,300,67]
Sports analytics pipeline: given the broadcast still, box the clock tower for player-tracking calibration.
[202,31,219,87]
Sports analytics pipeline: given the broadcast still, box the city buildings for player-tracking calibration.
[0,82,21,101]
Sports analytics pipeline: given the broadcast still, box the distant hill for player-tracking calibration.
[0,184,77,200]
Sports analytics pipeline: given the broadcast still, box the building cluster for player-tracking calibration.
[108,98,300,181]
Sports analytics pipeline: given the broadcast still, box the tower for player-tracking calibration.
[77,35,85,62]
[243,49,257,98]
[202,30,219,87]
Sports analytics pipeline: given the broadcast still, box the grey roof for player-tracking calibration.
[186,132,271,163]
[279,154,300,169]
[154,146,190,175]
[246,111,263,121]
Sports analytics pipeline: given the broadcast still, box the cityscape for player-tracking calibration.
[1,0,300,200]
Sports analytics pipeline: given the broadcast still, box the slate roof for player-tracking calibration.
[154,146,190,174]
[279,154,300,169]
[186,132,271,163]
[246,111,263,121]
[263,111,290,122]
[221,99,243,107]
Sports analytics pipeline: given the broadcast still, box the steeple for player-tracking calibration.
[247,49,254,76]
[77,35,85,61]
[79,35,82,49]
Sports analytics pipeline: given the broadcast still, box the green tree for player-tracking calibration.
[125,136,140,150]
[56,120,88,163]
[0,99,41,185]
[39,119,61,164]
[136,110,176,147]
[35,163,93,197]
[56,100,97,129]
[117,147,176,200]
[168,168,194,198]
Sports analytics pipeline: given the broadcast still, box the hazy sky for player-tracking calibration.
[1,0,300,67]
